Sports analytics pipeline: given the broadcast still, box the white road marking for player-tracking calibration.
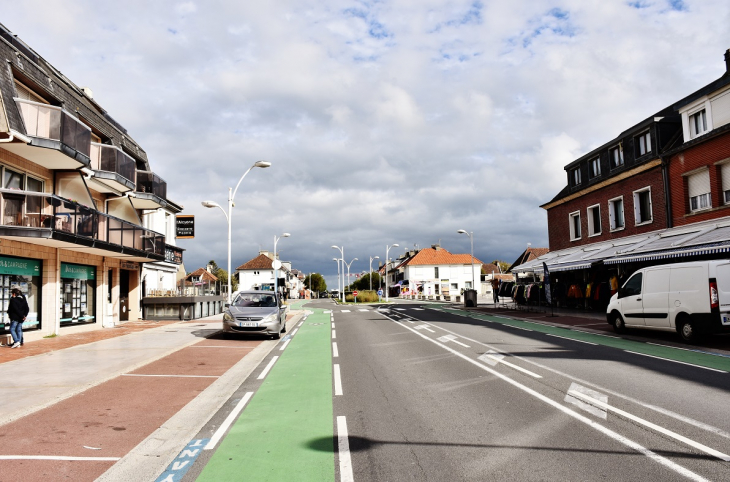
[279,339,291,351]
[624,350,726,373]
[205,392,254,450]
[0,455,121,461]
[475,351,541,378]
[333,342,339,357]
[388,318,711,482]
[324,310,333,313]
[122,374,219,378]
[394,308,406,311]
[332,329,337,339]
[358,309,369,312]
[334,364,343,396]
[291,328,299,336]
[478,352,503,366]
[257,356,279,380]
[436,334,470,348]
[413,308,424,310]
[341,310,351,313]
[332,322,335,328]
[337,416,354,482]
[564,383,608,420]
[546,333,597,346]
[415,325,435,333]
[568,389,730,462]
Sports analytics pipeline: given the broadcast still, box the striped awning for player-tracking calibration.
[604,241,730,265]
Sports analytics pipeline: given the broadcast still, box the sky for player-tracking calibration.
[2,0,730,288]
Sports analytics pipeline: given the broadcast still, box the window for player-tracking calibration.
[4,168,24,190]
[465,281,472,289]
[636,131,651,156]
[569,211,581,240]
[608,197,625,231]
[687,169,711,212]
[689,109,708,138]
[589,158,601,178]
[570,168,581,187]
[722,163,730,204]
[14,80,48,104]
[621,273,642,297]
[610,146,624,169]
[633,187,653,224]
[434,267,439,278]
[587,204,601,236]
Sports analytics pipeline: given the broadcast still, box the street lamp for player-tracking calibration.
[202,160,270,304]
[332,258,340,300]
[344,258,358,294]
[273,233,290,299]
[331,245,345,302]
[458,229,476,292]
[369,256,380,291]
[385,243,399,302]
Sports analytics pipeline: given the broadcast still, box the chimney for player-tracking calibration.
[82,86,93,99]
[726,49,730,74]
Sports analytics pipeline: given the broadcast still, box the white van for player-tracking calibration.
[606,260,730,342]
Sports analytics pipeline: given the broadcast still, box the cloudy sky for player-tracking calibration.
[3,0,730,287]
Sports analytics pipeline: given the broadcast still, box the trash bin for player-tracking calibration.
[464,289,478,307]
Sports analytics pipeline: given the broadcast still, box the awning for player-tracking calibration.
[605,241,730,264]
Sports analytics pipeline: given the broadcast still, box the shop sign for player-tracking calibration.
[61,263,96,280]
[176,215,195,239]
[165,246,183,264]
[0,256,41,276]
[120,261,138,270]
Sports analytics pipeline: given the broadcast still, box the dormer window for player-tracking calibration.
[610,146,624,169]
[636,131,651,156]
[570,167,581,187]
[589,158,601,179]
[689,109,708,138]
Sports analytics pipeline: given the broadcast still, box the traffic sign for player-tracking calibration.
[353,290,359,297]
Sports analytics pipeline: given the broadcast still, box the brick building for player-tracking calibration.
[0,22,182,340]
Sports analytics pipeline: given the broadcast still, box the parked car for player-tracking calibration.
[222,291,287,339]
[606,260,730,342]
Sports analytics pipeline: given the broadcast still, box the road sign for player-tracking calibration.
[353,290,359,297]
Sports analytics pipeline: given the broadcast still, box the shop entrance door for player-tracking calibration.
[120,270,130,321]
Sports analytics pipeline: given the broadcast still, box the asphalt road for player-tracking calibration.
[332,301,730,481]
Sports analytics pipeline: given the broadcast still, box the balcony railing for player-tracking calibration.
[136,171,167,199]
[0,189,164,257]
[13,98,91,157]
[89,143,136,184]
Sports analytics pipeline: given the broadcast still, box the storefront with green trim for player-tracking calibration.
[60,262,96,327]
[0,254,42,333]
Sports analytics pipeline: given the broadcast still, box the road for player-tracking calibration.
[329,300,730,481]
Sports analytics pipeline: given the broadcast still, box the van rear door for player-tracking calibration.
[669,265,708,322]
[714,262,730,327]
[643,268,670,327]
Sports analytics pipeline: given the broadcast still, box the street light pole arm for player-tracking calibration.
[231,165,255,202]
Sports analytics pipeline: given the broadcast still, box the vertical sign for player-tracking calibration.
[176,215,195,239]
[543,262,552,305]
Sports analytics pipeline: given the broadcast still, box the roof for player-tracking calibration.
[508,248,549,272]
[236,254,274,271]
[481,263,500,275]
[511,216,730,273]
[404,247,484,266]
[185,267,218,282]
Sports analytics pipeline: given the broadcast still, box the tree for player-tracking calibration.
[208,259,238,293]
[304,273,327,292]
[350,272,381,291]
[489,260,510,273]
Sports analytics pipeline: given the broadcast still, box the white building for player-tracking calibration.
[141,203,185,296]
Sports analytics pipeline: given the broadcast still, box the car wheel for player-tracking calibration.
[612,313,626,333]
[273,330,281,340]
[281,322,287,334]
[678,319,698,344]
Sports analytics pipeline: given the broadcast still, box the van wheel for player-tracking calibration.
[678,319,698,344]
[612,313,626,333]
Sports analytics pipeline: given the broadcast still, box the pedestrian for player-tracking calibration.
[8,287,29,349]
[491,278,500,304]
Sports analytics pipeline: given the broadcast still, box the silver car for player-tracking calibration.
[222,291,287,339]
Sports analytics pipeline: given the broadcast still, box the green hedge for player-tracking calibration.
[345,290,379,303]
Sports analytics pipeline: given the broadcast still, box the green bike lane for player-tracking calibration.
[197,302,335,481]
[434,306,730,372]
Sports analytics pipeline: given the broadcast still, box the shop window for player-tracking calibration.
[569,211,581,241]
[587,204,601,236]
[60,263,96,326]
[687,169,711,212]
[609,197,625,231]
[610,146,624,169]
[633,187,653,225]
[0,255,42,332]
[589,158,601,179]
[636,131,651,156]
[689,109,708,138]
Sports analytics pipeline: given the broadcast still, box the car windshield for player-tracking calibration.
[232,293,277,307]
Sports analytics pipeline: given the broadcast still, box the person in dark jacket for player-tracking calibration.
[8,288,29,349]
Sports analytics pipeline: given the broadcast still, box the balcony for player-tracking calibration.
[0,189,165,262]
[87,143,136,193]
[131,171,167,209]
[4,98,91,169]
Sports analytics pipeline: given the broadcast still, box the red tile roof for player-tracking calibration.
[481,263,500,275]
[404,247,484,266]
[236,254,274,271]
[508,247,549,271]
[185,267,218,282]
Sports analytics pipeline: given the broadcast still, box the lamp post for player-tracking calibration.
[385,243,399,302]
[458,229,475,291]
[344,258,358,294]
[332,258,341,301]
[273,233,290,299]
[202,160,270,304]
[331,245,345,302]
[369,256,380,291]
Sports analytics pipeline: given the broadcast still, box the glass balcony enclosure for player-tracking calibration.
[136,171,167,199]
[0,189,164,258]
[89,143,136,184]
[13,98,91,159]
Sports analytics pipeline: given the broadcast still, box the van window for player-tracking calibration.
[622,273,642,297]
[644,269,669,293]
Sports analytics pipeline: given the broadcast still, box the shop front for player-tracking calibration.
[60,262,96,327]
[0,255,42,334]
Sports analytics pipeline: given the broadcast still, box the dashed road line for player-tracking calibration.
[624,350,727,373]
[332,329,337,339]
[279,339,292,351]
[547,333,597,346]
[257,356,279,380]
[333,342,339,358]
[204,392,254,450]
[337,416,354,482]
[334,364,343,396]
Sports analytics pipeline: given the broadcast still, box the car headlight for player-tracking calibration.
[223,312,234,322]
[262,313,278,323]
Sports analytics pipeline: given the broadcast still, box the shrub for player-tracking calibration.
[345,290,379,303]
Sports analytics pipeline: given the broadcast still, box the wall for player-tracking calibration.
[546,166,667,250]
